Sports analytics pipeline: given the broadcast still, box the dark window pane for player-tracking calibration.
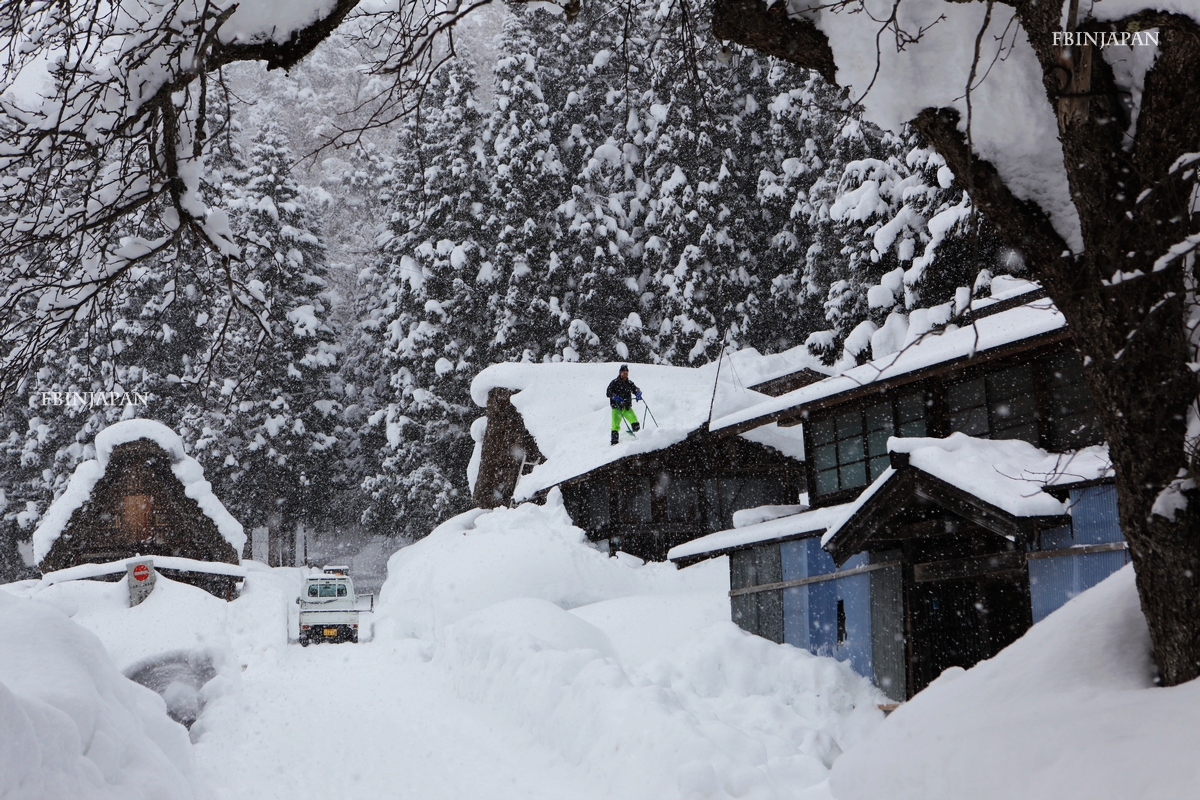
[703,478,721,529]
[619,477,652,524]
[587,483,609,528]
[813,443,838,471]
[840,461,867,489]
[865,402,892,432]
[815,469,840,495]
[665,476,700,523]
[897,391,925,425]
[867,429,890,457]
[869,455,891,481]
[836,411,863,439]
[1044,351,1102,449]
[946,378,985,413]
[897,389,928,437]
[950,406,989,436]
[837,436,864,463]
[719,478,773,528]
[987,364,1034,397]
[810,418,835,446]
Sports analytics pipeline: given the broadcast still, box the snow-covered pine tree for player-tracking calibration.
[484,9,568,364]
[361,57,491,539]
[191,122,347,560]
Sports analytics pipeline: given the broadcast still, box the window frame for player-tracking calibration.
[803,345,1101,506]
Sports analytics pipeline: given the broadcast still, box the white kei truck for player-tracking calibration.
[296,566,372,645]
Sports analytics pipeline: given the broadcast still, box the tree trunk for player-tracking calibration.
[714,0,1200,685]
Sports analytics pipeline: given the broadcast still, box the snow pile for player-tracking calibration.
[471,361,799,500]
[824,566,1200,800]
[380,492,887,799]
[892,434,1111,510]
[33,419,246,563]
[712,297,1065,433]
[378,491,722,638]
[0,590,200,800]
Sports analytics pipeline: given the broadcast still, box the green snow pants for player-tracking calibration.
[611,407,638,431]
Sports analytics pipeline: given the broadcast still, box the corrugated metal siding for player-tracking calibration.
[779,537,872,681]
[1069,484,1123,545]
[1030,484,1129,623]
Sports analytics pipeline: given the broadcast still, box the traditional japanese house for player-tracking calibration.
[470,355,824,561]
[34,420,246,599]
[671,284,1130,700]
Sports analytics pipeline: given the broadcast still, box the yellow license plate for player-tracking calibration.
[323,628,338,636]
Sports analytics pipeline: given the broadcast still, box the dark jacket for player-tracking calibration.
[606,376,640,410]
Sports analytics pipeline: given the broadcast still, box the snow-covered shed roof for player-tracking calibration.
[821,434,1112,562]
[33,419,246,562]
[470,358,808,502]
[668,502,855,564]
[710,282,1065,435]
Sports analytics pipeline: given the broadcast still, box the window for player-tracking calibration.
[810,392,925,497]
[618,477,652,524]
[308,586,318,598]
[1043,351,1102,449]
[947,365,1037,444]
[582,483,610,529]
[704,476,789,528]
[316,583,343,598]
[987,365,1038,442]
[662,476,701,523]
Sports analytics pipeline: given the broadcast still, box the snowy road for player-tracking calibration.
[6,499,885,800]
[194,636,592,800]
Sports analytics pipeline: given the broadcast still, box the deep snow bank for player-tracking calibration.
[0,591,201,800]
[378,490,724,638]
[826,565,1200,800]
[379,492,887,799]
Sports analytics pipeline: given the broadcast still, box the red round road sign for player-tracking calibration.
[133,564,150,582]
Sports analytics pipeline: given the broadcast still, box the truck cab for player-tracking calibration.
[297,570,359,645]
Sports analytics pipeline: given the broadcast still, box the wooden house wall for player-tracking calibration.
[39,439,240,598]
[558,434,805,562]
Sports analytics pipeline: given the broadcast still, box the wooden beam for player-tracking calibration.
[913,551,1026,583]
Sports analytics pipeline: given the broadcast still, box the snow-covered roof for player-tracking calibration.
[821,435,1113,547]
[668,503,855,562]
[470,359,807,502]
[33,419,246,562]
[711,287,1065,434]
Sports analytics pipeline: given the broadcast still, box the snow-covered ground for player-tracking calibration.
[5,492,1197,800]
[2,491,883,799]
[819,565,1200,800]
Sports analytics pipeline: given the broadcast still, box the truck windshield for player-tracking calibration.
[307,583,348,598]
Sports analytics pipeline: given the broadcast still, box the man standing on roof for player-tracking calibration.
[607,365,642,446]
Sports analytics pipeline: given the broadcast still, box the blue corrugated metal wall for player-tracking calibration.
[1029,484,1129,623]
[781,538,873,680]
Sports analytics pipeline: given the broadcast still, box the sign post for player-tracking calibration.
[127,558,156,607]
